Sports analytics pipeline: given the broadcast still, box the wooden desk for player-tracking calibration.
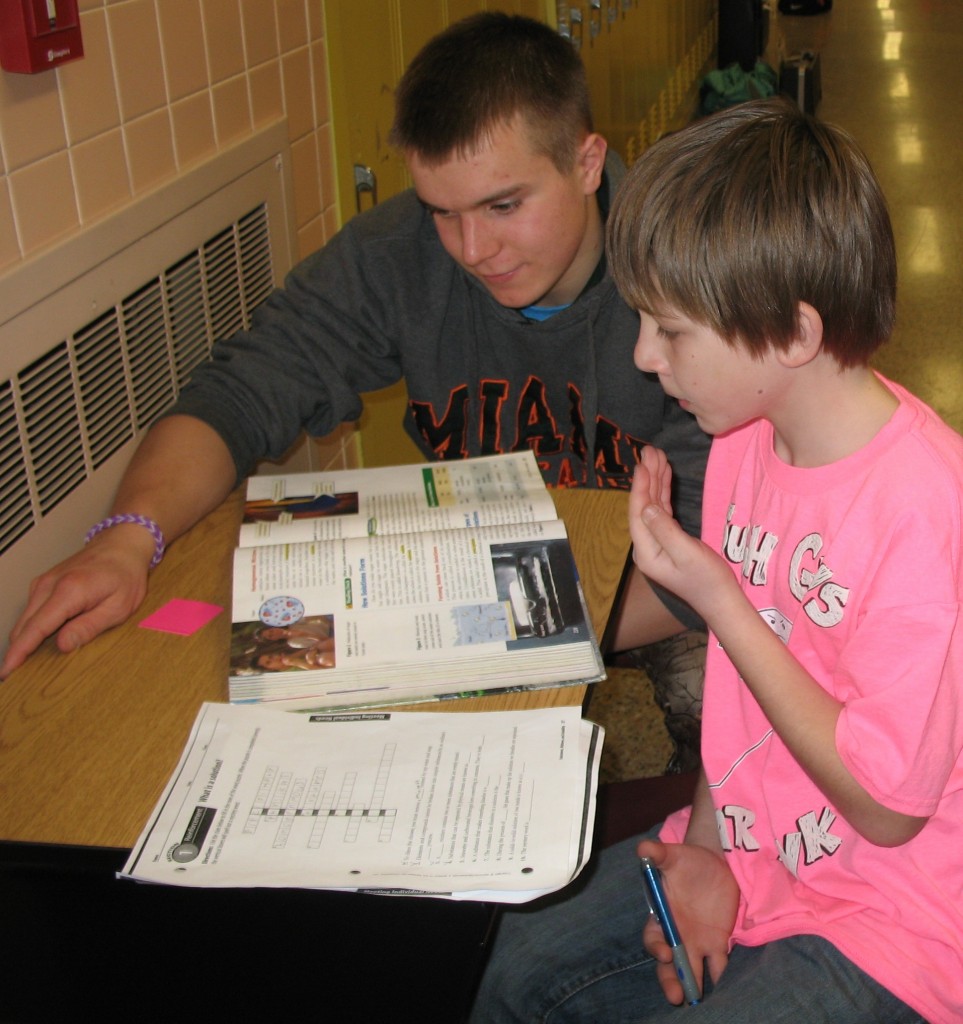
[0,486,630,1023]
[0,487,630,850]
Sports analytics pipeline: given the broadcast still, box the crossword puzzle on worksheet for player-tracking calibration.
[242,743,397,847]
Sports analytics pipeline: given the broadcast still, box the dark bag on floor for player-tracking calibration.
[778,0,832,14]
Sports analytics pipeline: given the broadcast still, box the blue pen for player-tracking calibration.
[640,856,702,1005]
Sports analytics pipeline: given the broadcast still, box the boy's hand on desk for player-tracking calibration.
[1,531,151,678]
[638,838,738,1006]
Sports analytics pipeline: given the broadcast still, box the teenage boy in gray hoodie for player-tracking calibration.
[1,14,710,767]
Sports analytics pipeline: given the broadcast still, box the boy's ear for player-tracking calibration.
[577,132,607,194]
[777,301,824,368]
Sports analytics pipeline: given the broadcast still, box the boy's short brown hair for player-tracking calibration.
[607,98,897,367]
[389,13,592,173]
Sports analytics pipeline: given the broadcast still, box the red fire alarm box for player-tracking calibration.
[0,0,84,74]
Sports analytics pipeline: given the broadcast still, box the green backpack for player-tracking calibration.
[699,61,778,115]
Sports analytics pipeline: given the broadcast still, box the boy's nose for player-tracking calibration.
[634,322,665,373]
[461,215,499,266]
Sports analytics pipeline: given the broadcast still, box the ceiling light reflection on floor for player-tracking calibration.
[883,31,903,60]
[895,122,922,164]
[889,71,910,99]
[904,207,945,276]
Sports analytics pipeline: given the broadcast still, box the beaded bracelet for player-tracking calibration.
[84,514,166,569]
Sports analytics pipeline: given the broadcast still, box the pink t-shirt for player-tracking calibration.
[662,377,963,1023]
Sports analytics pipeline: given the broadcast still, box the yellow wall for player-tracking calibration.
[574,0,716,165]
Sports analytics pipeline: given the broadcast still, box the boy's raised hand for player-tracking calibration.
[629,448,732,618]
[632,444,674,514]
[637,838,739,1006]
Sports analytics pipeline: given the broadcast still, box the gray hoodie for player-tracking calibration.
[172,159,710,546]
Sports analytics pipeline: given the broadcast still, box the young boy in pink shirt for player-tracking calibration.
[471,97,962,1023]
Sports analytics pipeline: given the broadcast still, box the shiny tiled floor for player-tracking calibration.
[785,0,963,434]
[595,0,963,783]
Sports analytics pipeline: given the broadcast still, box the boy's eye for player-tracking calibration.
[656,325,680,341]
[489,199,521,215]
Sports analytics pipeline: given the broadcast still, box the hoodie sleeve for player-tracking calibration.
[166,193,425,481]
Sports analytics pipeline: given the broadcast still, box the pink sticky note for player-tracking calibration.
[138,599,222,636]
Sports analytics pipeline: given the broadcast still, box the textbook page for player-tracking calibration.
[120,703,603,902]
[229,519,604,710]
[239,451,558,547]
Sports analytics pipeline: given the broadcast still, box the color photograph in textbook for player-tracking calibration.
[228,453,604,711]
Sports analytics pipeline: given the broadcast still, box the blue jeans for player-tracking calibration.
[469,831,924,1024]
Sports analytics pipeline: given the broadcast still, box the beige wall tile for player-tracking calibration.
[107,0,167,121]
[0,67,67,170]
[289,132,320,228]
[297,215,325,261]
[249,60,283,127]
[202,0,245,83]
[308,0,325,42]
[277,0,309,52]
[241,0,278,69]
[157,0,209,102]
[317,119,334,209]
[170,92,216,168]
[0,0,336,277]
[311,39,329,125]
[212,75,251,146]
[8,152,79,254]
[124,108,176,192]
[280,48,313,141]
[0,180,21,272]
[71,128,130,222]
[322,202,339,244]
[58,9,120,145]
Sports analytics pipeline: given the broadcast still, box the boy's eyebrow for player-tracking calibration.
[417,184,525,215]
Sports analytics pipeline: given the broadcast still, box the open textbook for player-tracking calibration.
[238,449,559,547]
[120,702,603,903]
[229,452,605,711]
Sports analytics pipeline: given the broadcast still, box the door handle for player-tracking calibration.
[354,164,377,213]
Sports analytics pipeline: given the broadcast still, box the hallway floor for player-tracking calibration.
[789,0,963,433]
[593,0,963,783]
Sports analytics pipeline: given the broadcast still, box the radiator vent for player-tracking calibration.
[0,204,274,558]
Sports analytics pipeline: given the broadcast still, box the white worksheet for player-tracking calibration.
[121,703,602,902]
